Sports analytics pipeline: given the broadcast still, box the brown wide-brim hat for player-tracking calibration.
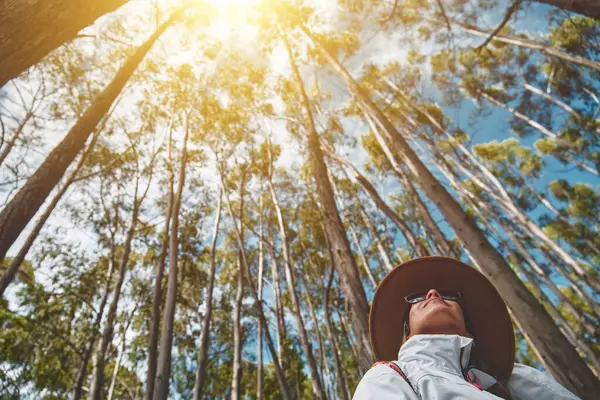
[370,256,515,383]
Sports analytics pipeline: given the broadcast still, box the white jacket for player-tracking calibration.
[353,335,580,400]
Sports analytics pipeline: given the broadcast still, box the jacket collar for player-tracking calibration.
[398,334,474,376]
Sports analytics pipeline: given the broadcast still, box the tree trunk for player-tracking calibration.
[511,167,600,258]
[333,296,364,377]
[153,115,190,400]
[330,177,379,288]
[192,189,222,400]
[472,197,600,370]
[231,256,243,400]
[323,261,350,400]
[535,0,600,19]
[462,182,599,337]
[107,309,134,400]
[0,128,99,296]
[0,0,129,86]
[453,22,600,73]
[356,203,395,271]
[325,145,427,257]
[0,111,32,168]
[267,237,286,363]
[268,174,327,399]
[283,33,374,372]
[88,183,141,400]
[303,26,600,397]
[146,169,174,400]
[393,167,456,257]
[0,11,180,261]
[256,198,264,400]
[301,281,333,397]
[220,168,292,400]
[348,221,378,289]
[72,214,117,400]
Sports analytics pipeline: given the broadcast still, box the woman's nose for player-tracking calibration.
[425,289,441,300]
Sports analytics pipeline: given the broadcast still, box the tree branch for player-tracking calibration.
[476,0,522,51]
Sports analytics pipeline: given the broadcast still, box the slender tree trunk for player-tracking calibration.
[231,256,243,400]
[107,308,134,400]
[303,26,600,396]
[393,167,456,257]
[1,129,99,296]
[72,218,117,400]
[192,189,222,400]
[453,22,600,73]
[524,83,584,121]
[107,339,123,400]
[361,116,429,257]
[347,222,378,289]
[541,246,600,319]
[534,0,600,19]
[330,177,379,288]
[0,11,180,261]
[153,115,190,400]
[332,296,363,377]
[323,260,350,400]
[88,183,141,400]
[356,204,394,271]
[267,239,286,363]
[256,197,264,400]
[511,168,600,258]
[283,34,374,371]
[268,173,327,399]
[220,168,292,400]
[0,111,32,168]
[325,146,427,257]
[0,0,129,86]
[146,170,174,400]
[301,282,333,396]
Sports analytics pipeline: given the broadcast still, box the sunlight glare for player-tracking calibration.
[203,0,259,42]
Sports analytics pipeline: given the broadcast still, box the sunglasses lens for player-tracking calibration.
[404,290,462,304]
[404,292,427,304]
[439,290,461,301]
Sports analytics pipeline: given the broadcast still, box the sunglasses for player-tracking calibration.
[404,290,462,305]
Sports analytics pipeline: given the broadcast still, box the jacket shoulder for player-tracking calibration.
[352,363,417,400]
[508,363,580,400]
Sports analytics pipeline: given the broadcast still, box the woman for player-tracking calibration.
[353,256,584,399]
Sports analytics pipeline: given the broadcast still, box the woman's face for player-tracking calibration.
[407,289,472,338]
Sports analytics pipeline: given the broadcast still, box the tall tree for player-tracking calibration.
[0,9,182,263]
[153,112,191,400]
[282,32,375,372]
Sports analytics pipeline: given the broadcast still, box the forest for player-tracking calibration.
[0,0,599,398]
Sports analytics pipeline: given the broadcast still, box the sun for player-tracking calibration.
[203,0,260,41]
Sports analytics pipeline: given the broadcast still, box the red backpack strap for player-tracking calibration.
[371,362,420,397]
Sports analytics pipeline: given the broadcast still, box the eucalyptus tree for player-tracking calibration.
[0,8,184,263]
[279,30,375,372]
[256,140,327,398]
[192,188,223,399]
[88,117,161,400]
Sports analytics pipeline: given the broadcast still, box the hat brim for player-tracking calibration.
[369,256,515,382]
